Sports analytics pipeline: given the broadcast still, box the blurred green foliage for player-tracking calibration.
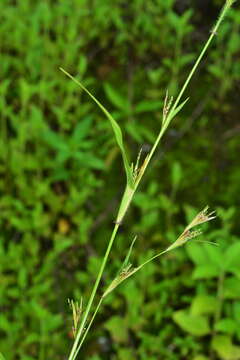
[0,0,240,359]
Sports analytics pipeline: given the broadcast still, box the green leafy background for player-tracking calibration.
[0,0,240,359]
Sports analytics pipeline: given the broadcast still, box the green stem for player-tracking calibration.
[136,2,230,188]
[68,182,136,360]
[170,2,229,116]
[73,248,171,355]
[67,2,232,359]
[73,298,103,360]
[136,249,169,270]
[68,223,119,360]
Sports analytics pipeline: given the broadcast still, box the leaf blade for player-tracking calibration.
[163,97,189,131]
[60,67,134,187]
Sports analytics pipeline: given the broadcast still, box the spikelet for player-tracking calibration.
[68,298,83,338]
[166,207,216,251]
[163,90,173,125]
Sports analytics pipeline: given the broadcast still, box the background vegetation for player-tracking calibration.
[0,0,240,359]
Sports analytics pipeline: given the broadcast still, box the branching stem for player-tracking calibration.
[66,2,233,359]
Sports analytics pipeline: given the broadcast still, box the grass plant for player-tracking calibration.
[60,1,235,359]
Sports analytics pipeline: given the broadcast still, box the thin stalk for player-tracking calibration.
[136,249,169,270]
[135,2,230,188]
[171,1,230,116]
[73,248,169,355]
[67,2,232,359]
[73,298,103,360]
[74,205,216,354]
[68,223,119,360]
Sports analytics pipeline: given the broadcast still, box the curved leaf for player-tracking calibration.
[60,68,134,187]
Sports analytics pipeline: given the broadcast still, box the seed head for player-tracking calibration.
[185,206,216,232]
[102,264,139,298]
[166,206,216,251]
[68,298,83,338]
[163,90,173,124]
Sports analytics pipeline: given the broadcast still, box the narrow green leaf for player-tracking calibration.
[103,236,137,298]
[116,184,135,224]
[163,97,189,131]
[120,236,137,273]
[0,353,6,360]
[60,68,134,187]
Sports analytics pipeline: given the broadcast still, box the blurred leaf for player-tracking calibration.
[212,335,240,360]
[215,318,238,334]
[105,316,128,343]
[233,302,240,322]
[224,243,240,271]
[173,310,210,336]
[191,295,217,316]
[224,277,240,299]
[125,121,143,142]
[171,162,182,188]
[104,83,129,111]
[193,264,219,279]
[186,243,208,266]
[74,152,105,169]
[78,55,87,75]
[71,116,93,144]
[134,100,163,113]
[43,129,67,151]
[202,244,224,269]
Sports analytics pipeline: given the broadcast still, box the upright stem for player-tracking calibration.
[171,2,229,114]
[73,248,171,355]
[134,2,230,190]
[73,298,103,359]
[68,223,119,360]
[67,2,232,359]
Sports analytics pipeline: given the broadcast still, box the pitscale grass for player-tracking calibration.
[60,1,235,359]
